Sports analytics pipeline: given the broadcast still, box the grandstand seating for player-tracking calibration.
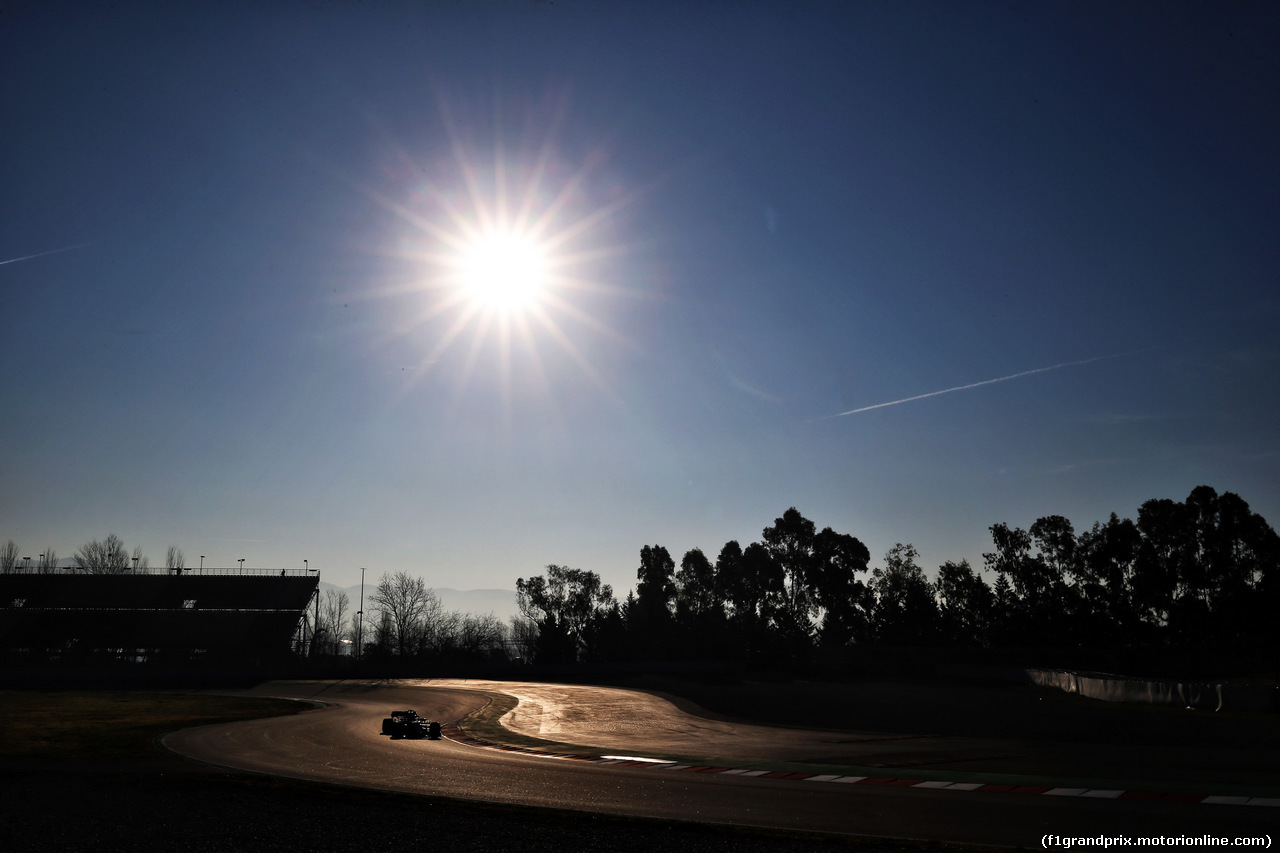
[0,572,318,663]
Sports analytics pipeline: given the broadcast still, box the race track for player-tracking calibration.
[161,679,1277,847]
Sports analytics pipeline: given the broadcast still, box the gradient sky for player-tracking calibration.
[4,2,1278,595]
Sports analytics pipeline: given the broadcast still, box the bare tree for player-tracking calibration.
[131,545,150,572]
[166,546,186,573]
[74,535,131,574]
[319,589,350,655]
[417,594,453,656]
[372,610,393,654]
[456,612,508,660]
[36,549,58,572]
[370,571,432,657]
[2,540,21,573]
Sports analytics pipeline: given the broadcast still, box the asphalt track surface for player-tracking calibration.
[163,679,1278,847]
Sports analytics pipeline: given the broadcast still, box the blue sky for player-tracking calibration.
[3,1,1277,594]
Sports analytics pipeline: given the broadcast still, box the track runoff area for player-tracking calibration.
[164,679,1279,847]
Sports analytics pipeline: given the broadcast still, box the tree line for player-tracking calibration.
[513,485,1279,667]
[9,484,1275,670]
[1,534,187,574]
[361,570,514,662]
[310,570,516,663]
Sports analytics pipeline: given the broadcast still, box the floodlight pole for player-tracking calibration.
[357,567,366,661]
[200,555,205,574]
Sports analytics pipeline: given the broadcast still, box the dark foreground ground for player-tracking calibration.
[4,756,944,853]
[5,674,1275,852]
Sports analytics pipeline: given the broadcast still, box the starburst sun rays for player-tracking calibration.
[367,122,639,416]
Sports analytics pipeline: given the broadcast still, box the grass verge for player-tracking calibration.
[0,690,306,759]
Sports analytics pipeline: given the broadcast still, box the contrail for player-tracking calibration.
[0,242,92,266]
[825,355,1108,419]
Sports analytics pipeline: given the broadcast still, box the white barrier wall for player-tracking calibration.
[1025,669,1277,713]
[938,664,1277,713]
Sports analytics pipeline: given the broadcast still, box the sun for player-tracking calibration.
[358,91,643,412]
[392,164,630,389]
[454,230,549,313]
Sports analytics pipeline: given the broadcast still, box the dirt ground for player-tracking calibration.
[613,674,1280,750]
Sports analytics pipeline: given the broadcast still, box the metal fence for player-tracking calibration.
[1,565,316,576]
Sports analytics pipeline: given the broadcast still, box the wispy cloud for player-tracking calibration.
[822,356,1109,419]
[0,242,92,266]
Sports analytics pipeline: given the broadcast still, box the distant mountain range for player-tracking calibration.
[321,583,520,623]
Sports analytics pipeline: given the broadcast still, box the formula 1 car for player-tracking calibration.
[380,709,442,740]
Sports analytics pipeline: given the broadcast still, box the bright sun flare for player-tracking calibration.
[456,231,548,312]
[367,98,640,409]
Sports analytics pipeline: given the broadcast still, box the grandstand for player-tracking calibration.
[0,568,318,664]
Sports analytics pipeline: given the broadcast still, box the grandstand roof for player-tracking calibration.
[0,571,318,658]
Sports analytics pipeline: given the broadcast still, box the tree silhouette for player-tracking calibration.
[635,545,676,617]
[516,565,616,664]
[676,547,717,623]
[934,559,993,646]
[761,508,819,651]
[1184,486,1278,643]
[811,527,872,648]
[500,486,1275,671]
[370,570,434,657]
[871,544,938,644]
[714,540,778,663]
[73,534,132,574]
[984,522,1071,644]
[451,612,511,662]
[1,540,19,573]
[629,545,677,660]
[675,547,729,657]
[1133,497,1191,630]
[716,540,778,627]
[583,600,630,663]
[318,589,350,655]
[990,572,1017,646]
[1075,514,1142,642]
